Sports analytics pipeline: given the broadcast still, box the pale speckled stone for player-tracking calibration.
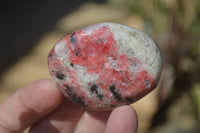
[48,22,162,110]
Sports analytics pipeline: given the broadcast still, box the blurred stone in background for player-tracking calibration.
[0,0,200,133]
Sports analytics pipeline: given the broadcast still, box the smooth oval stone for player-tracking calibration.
[48,22,162,110]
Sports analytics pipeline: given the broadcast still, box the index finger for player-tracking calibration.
[0,79,63,132]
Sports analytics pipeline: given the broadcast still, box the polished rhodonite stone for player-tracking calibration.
[48,22,162,110]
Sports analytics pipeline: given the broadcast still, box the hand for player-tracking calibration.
[0,79,138,133]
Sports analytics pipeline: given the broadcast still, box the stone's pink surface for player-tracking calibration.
[48,23,162,110]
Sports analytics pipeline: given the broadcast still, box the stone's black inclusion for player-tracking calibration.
[64,85,87,107]
[90,84,104,101]
[70,32,81,56]
[75,48,81,56]
[56,71,65,80]
[48,52,53,58]
[73,96,86,107]
[70,63,74,67]
[97,94,104,100]
[70,32,76,44]
[109,85,121,101]
[90,84,98,93]
[110,104,114,107]
[125,97,135,103]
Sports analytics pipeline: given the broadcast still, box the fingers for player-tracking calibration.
[74,106,138,133]
[0,78,138,133]
[29,98,84,133]
[104,106,138,133]
[74,110,111,133]
[0,79,63,133]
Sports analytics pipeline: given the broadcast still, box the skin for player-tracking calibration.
[0,79,138,133]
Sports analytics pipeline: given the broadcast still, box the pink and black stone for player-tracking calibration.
[48,23,162,110]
